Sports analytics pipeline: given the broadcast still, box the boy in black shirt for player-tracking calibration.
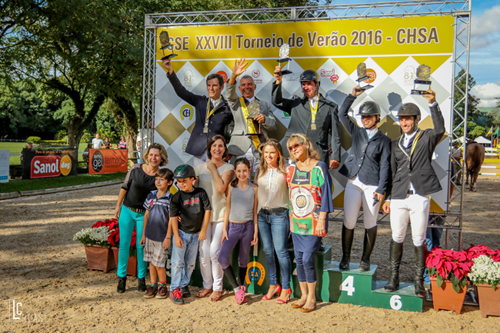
[169,164,211,305]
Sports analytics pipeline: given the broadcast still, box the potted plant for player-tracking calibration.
[467,246,500,318]
[108,221,138,277]
[73,226,115,273]
[426,247,472,314]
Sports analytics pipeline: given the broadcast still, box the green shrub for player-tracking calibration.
[39,139,67,144]
[26,136,41,143]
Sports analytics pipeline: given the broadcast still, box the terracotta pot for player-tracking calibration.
[111,247,137,277]
[84,245,115,273]
[476,283,500,318]
[430,277,467,314]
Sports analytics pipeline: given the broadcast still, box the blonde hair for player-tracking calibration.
[256,139,286,180]
[286,133,320,162]
[143,142,169,166]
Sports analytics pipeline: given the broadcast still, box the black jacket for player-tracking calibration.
[167,72,233,156]
[338,95,391,195]
[387,103,445,199]
[272,82,341,164]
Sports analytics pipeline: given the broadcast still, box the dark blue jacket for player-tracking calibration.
[338,95,391,195]
[167,72,233,156]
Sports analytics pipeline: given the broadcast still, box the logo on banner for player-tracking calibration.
[180,104,193,121]
[320,69,340,83]
[365,69,377,83]
[403,65,416,86]
[181,137,190,156]
[60,155,72,176]
[252,69,260,78]
[91,151,103,173]
[216,71,228,83]
[245,261,266,286]
[31,155,61,178]
[183,69,194,87]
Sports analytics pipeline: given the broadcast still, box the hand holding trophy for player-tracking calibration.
[159,31,178,61]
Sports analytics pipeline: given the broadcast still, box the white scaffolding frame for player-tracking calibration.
[141,0,471,249]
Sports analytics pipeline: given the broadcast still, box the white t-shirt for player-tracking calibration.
[92,138,103,149]
[195,162,234,222]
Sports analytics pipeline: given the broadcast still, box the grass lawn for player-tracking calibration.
[0,172,126,193]
[0,142,88,165]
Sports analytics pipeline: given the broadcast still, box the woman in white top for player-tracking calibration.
[195,135,234,301]
[256,139,292,304]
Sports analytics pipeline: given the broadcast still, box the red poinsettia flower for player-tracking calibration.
[108,229,120,247]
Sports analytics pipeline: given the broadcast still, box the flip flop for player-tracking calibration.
[210,291,222,301]
[196,289,212,298]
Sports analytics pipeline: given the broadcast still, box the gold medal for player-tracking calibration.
[311,123,317,130]
[203,125,209,134]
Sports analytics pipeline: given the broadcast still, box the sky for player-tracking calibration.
[330,0,500,108]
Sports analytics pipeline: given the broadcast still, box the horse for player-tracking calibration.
[465,142,485,192]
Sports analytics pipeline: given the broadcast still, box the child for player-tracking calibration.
[218,158,259,305]
[140,168,174,299]
[169,164,212,305]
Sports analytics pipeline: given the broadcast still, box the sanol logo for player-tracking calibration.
[31,156,61,179]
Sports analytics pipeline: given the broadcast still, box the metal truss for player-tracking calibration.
[141,0,471,249]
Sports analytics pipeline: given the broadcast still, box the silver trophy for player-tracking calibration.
[247,102,261,134]
[355,63,374,91]
[159,31,178,61]
[411,64,432,95]
[274,43,293,75]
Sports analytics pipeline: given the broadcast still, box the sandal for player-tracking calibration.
[210,291,222,302]
[261,285,281,301]
[235,286,246,305]
[276,288,292,304]
[196,288,212,298]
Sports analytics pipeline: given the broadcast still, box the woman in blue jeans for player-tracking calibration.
[114,143,169,293]
[256,139,292,304]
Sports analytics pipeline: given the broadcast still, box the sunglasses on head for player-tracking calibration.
[288,142,303,151]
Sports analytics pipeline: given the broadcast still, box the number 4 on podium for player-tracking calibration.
[340,275,355,296]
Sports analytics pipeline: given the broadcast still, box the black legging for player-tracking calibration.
[223,266,247,289]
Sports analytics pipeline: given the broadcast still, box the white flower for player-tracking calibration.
[73,226,111,246]
[469,255,500,286]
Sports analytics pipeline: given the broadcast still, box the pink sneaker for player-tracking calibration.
[235,286,246,305]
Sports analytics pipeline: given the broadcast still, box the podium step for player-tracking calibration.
[370,281,424,312]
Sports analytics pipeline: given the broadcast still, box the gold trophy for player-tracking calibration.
[355,63,374,91]
[159,31,178,61]
[411,64,432,95]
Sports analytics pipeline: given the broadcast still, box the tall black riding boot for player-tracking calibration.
[138,277,147,292]
[117,276,127,293]
[384,240,403,292]
[359,226,377,271]
[339,225,355,270]
[414,245,426,298]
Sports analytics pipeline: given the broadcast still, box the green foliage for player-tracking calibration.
[26,136,41,143]
[468,124,485,138]
[80,130,93,143]
[39,139,66,144]
[56,130,67,140]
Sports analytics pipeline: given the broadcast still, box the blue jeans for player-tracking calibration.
[117,205,147,278]
[258,211,292,289]
[423,226,443,284]
[170,229,199,290]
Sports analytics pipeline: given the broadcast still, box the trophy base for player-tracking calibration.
[355,85,374,91]
[276,70,293,75]
[161,54,178,61]
[411,90,430,95]
[277,58,292,64]
[356,75,371,82]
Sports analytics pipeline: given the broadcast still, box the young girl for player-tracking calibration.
[218,158,258,305]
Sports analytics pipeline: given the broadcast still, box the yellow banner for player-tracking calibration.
[157,15,454,60]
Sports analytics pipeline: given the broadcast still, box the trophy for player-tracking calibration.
[159,31,177,61]
[355,63,374,91]
[247,102,262,134]
[411,64,432,95]
[274,43,293,75]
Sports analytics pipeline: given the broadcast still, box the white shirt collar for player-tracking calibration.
[365,127,378,139]
[211,97,221,106]
[309,94,319,109]
[246,96,255,104]
[403,129,419,147]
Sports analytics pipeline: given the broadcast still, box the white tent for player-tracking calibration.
[474,136,491,146]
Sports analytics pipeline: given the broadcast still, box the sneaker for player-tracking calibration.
[169,288,184,305]
[156,285,168,299]
[144,285,158,299]
[181,286,191,298]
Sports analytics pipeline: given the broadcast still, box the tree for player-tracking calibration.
[453,69,481,138]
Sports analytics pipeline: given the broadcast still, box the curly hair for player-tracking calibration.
[143,142,169,166]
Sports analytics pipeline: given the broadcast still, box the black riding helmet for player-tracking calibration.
[398,103,421,117]
[173,164,196,179]
[300,70,320,85]
[358,101,381,116]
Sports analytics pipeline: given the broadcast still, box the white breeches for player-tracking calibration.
[198,221,225,291]
[389,194,430,246]
[343,177,381,230]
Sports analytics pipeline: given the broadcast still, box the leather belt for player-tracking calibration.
[126,206,145,213]
[260,207,287,215]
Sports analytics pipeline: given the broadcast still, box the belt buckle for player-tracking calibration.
[407,190,414,195]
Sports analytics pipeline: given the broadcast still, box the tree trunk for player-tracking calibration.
[113,96,139,166]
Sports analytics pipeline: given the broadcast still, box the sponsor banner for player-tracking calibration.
[0,150,9,183]
[89,149,128,175]
[23,148,77,180]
